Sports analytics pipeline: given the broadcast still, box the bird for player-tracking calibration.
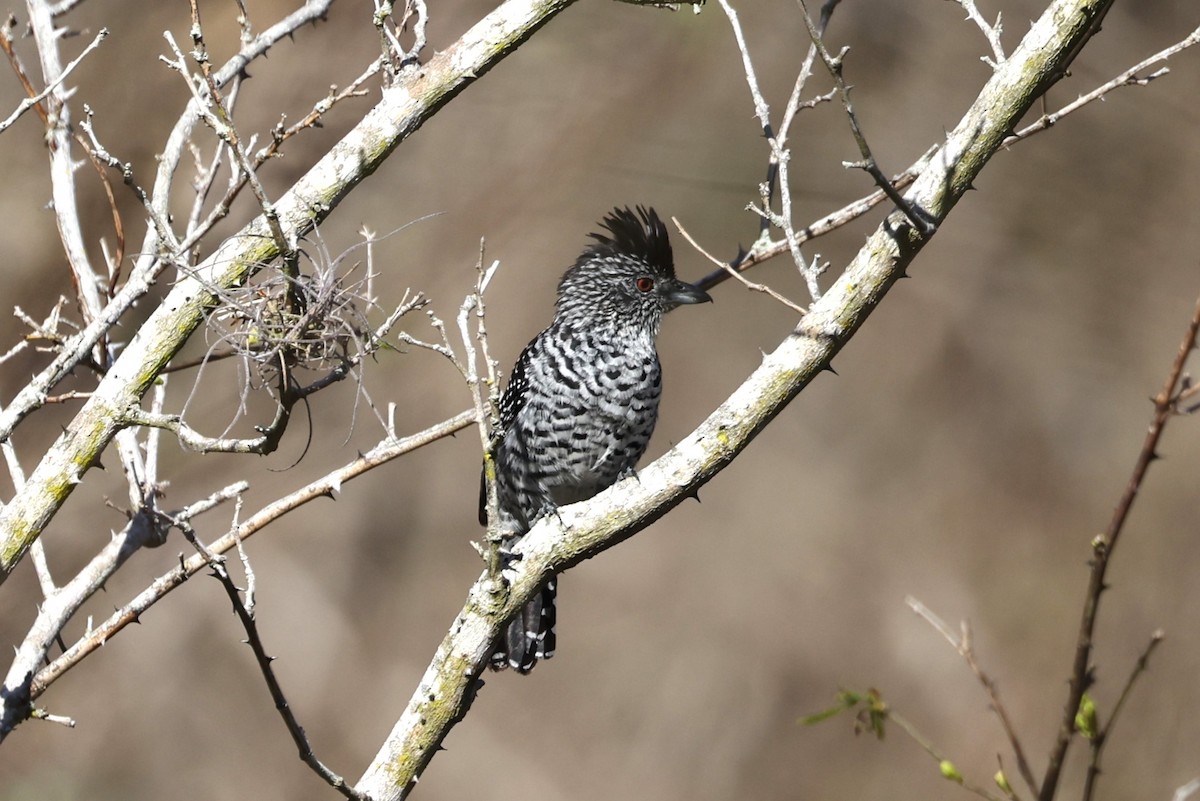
[480,205,712,674]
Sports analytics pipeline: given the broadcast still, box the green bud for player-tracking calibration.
[1075,691,1099,740]
[939,760,964,783]
[994,769,1012,793]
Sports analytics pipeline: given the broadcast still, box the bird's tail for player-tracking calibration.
[490,578,557,674]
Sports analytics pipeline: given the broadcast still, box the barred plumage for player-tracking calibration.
[480,206,711,673]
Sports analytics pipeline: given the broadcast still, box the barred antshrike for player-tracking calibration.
[480,206,712,673]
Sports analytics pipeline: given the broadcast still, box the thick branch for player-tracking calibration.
[353,2,1112,798]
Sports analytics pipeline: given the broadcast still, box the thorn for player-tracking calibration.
[685,487,701,504]
[825,363,838,375]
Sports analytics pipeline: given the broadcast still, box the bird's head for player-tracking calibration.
[555,206,712,336]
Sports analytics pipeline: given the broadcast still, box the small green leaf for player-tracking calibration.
[939,760,964,783]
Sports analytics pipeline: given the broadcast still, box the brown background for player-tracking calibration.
[1,1,1198,799]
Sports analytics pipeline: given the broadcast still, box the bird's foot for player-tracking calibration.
[532,501,564,528]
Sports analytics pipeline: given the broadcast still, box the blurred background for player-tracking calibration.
[1,0,1198,799]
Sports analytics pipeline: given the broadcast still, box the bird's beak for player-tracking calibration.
[664,280,713,307]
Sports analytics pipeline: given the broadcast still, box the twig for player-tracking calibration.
[907,596,1038,798]
[797,0,936,238]
[0,27,107,134]
[29,707,75,727]
[1080,630,1165,801]
[886,707,1007,801]
[1039,292,1200,801]
[673,217,807,314]
[202,543,370,799]
[948,0,1005,67]
[0,481,248,739]
[23,0,108,338]
[48,0,88,15]
[716,0,823,300]
[458,245,505,576]
[1010,25,1200,144]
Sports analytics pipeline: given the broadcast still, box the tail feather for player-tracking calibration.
[491,578,558,674]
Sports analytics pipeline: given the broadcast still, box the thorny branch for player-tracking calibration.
[693,22,1200,297]
[185,526,370,801]
[27,411,475,707]
[1040,291,1200,801]
[0,481,248,739]
[1081,630,1165,801]
[798,0,936,238]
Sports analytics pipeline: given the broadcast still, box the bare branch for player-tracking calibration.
[797,0,935,238]
[716,0,822,299]
[673,217,807,314]
[1010,24,1200,144]
[0,26,107,134]
[1081,630,1165,801]
[947,0,1006,67]
[907,597,1039,798]
[28,411,475,703]
[1040,291,1199,801]
[1,481,248,739]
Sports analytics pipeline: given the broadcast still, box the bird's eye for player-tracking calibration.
[635,277,655,293]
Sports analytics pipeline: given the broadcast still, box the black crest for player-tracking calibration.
[583,206,675,277]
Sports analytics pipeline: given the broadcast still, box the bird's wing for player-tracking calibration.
[479,337,538,525]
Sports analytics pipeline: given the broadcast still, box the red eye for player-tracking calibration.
[635,277,654,292]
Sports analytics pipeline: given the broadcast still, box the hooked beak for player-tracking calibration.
[664,279,713,308]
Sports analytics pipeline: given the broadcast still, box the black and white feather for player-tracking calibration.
[480,206,711,674]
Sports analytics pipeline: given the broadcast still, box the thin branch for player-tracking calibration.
[29,411,475,704]
[1081,630,1165,801]
[885,707,1007,801]
[0,26,107,134]
[24,0,107,331]
[189,529,370,800]
[1,441,55,596]
[458,247,504,576]
[907,596,1038,799]
[948,0,1006,67]
[797,0,936,238]
[1040,291,1200,801]
[673,217,807,314]
[1010,25,1200,144]
[716,0,822,299]
[0,482,248,739]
